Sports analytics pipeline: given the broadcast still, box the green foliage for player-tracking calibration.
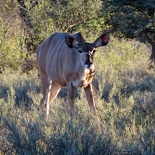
[28,0,103,44]
[102,0,155,38]
[0,1,26,71]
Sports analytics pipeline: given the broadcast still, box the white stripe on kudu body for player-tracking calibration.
[37,31,110,118]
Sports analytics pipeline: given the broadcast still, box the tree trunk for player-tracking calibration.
[143,34,155,69]
[17,0,38,73]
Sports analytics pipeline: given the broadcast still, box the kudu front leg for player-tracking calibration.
[84,84,97,114]
[67,83,75,117]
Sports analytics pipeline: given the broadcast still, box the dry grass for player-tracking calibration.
[0,38,155,155]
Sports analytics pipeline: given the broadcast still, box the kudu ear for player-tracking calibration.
[65,35,79,48]
[93,31,110,48]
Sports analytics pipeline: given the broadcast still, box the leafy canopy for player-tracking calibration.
[102,0,155,64]
[102,0,155,38]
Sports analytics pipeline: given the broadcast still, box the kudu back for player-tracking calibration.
[37,31,109,117]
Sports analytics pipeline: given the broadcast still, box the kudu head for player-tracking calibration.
[65,31,110,69]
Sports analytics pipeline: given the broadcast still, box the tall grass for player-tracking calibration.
[0,38,155,154]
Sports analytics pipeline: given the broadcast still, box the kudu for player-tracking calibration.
[37,31,109,118]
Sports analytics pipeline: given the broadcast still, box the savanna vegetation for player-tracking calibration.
[0,0,155,154]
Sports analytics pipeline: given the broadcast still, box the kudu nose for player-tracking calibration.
[84,53,93,68]
[84,61,93,68]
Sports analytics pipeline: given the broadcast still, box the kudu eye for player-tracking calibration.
[78,49,83,53]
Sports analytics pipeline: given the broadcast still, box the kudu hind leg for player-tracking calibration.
[40,77,49,113]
